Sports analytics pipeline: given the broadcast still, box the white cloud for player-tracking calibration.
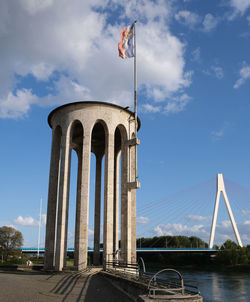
[88,229,94,236]
[247,15,250,23]
[118,0,172,22]
[0,0,191,118]
[186,215,210,222]
[137,216,150,224]
[229,0,250,15]
[154,223,206,237]
[221,220,232,228]
[0,89,38,119]
[153,219,250,245]
[30,63,54,81]
[234,64,250,88]
[211,66,224,79]
[14,214,46,227]
[202,14,219,32]
[191,47,201,62]
[203,65,224,79]
[242,210,250,215]
[14,216,38,226]
[175,10,201,28]
[20,0,55,15]
[6,224,16,229]
[212,220,249,244]
[164,93,192,114]
[142,104,161,113]
[211,122,229,140]
[211,129,225,138]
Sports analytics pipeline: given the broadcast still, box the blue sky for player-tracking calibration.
[1,0,250,248]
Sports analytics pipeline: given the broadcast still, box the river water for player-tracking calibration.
[180,271,250,302]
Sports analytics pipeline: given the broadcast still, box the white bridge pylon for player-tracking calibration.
[209,173,243,248]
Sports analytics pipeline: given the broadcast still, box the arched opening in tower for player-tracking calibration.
[67,120,84,266]
[91,122,106,265]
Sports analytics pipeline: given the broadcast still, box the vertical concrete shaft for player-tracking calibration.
[63,178,71,267]
[113,150,121,255]
[120,141,129,263]
[103,132,114,268]
[55,131,71,271]
[75,131,91,270]
[44,127,61,270]
[74,147,83,267]
[130,143,137,264]
[130,192,137,263]
[93,154,102,266]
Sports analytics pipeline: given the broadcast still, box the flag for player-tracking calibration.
[118,23,134,59]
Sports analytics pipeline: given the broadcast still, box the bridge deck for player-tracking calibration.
[21,247,216,253]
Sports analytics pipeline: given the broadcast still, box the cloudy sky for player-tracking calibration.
[1,0,250,248]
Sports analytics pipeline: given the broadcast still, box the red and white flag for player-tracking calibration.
[118,23,135,59]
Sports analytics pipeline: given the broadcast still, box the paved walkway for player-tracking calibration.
[0,268,133,302]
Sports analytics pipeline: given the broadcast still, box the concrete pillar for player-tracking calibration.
[74,130,91,270]
[121,135,139,264]
[130,144,137,264]
[93,153,103,266]
[55,129,71,271]
[64,178,71,267]
[120,140,129,263]
[113,150,121,256]
[44,127,61,270]
[103,132,114,268]
[74,146,83,267]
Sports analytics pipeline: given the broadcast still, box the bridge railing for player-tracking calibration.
[147,269,200,299]
[105,253,139,276]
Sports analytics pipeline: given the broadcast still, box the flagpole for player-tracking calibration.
[134,20,138,181]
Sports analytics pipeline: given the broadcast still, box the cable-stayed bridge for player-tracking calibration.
[22,247,217,254]
[135,174,250,248]
[34,174,250,253]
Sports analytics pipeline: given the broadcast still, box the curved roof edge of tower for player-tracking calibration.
[47,101,141,130]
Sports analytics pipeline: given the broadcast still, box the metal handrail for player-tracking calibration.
[137,257,146,276]
[146,268,201,299]
[105,253,139,276]
[148,269,184,299]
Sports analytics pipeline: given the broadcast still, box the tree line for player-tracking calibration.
[214,239,250,266]
[136,235,250,267]
[136,235,208,248]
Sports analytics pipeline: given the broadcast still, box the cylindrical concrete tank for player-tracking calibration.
[44,101,140,271]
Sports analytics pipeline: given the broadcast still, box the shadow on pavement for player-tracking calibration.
[84,274,132,302]
[0,269,47,275]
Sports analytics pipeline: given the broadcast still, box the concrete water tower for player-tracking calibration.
[44,101,140,271]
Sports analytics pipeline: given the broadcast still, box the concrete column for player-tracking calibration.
[130,138,137,264]
[44,127,61,270]
[55,129,71,271]
[75,130,91,270]
[93,153,103,266]
[103,132,114,268]
[74,146,83,267]
[113,150,121,256]
[120,141,129,263]
[63,177,71,267]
